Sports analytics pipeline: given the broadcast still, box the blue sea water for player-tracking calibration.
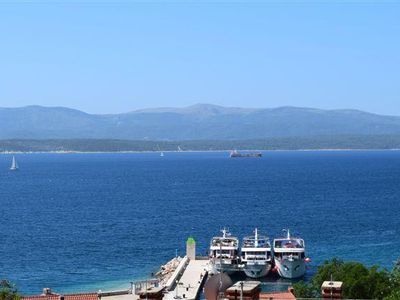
[1,151,400,294]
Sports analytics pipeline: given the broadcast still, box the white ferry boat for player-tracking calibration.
[241,228,272,278]
[273,229,306,279]
[209,228,240,274]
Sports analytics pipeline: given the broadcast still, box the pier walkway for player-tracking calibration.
[164,259,208,300]
[103,294,138,300]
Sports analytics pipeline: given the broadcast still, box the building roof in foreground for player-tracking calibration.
[259,291,296,300]
[322,280,343,289]
[22,293,98,300]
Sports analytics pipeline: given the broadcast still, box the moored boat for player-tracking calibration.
[273,229,306,279]
[241,228,272,278]
[209,228,240,274]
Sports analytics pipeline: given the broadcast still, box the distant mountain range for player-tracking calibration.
[1,103,400,140]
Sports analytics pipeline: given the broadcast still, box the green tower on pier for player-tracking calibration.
[186,236,196,260]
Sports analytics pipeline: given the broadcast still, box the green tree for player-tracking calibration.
[384,290,400,300]
[292,281,315,298]
[385,259,400,300]
[0,280,20,300]
[312,258,391,299]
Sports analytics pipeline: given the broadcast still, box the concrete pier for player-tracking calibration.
[103,294,139,300]
[164,258,208,300]
[165,257,190,290]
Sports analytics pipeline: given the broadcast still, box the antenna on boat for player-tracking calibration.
[221,227,229,238]
[219,242,223,290]
[282,228,290,239]
[254,228,258,247]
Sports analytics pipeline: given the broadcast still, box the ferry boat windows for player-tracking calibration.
[275,239,304,248]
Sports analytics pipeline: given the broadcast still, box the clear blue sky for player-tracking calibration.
[0,1,399,114]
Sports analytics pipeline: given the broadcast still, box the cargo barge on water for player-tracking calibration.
[230,150,262,158]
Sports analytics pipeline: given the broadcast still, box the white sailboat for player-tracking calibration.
[157,144,164,157]
[10,156,19,171]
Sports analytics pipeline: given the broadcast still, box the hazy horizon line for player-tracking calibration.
[0,103,395,117]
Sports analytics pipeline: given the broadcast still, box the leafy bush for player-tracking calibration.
[292,280,315,298]
[384,260,400,300]
[0,280,20,300]
[292,258,396,299]
[312,258,391,299]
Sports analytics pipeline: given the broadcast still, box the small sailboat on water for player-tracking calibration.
[10,156,19,171]
[157,144,164,157]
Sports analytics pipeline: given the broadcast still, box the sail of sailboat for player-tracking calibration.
[10,156,19,171]
[157,144,164,157]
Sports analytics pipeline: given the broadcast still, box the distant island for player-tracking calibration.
[2,104,400,152]
[2,104,400,141]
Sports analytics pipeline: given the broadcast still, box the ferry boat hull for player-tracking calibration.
[209,261,237,275]
[243,262,271,278]
[274,258,306,279]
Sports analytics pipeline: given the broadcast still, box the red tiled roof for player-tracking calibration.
[64,293,98,300]
[259,291,296,300]
[22,295,59,300]
[22,293,98,300]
